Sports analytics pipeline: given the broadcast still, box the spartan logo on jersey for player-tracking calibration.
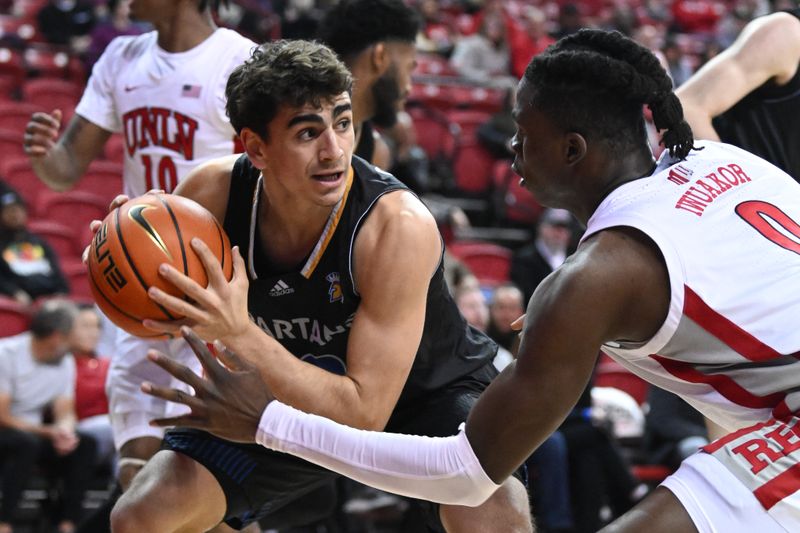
[326,272,343,303]
[269,279,294,297]
[128,205,172,259]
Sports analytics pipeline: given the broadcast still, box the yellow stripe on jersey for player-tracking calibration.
[300,166,354,279]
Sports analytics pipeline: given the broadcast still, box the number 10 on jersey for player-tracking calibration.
[142,154,178,193]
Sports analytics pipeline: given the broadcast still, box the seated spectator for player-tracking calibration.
[508,5,554,79]
[510,208,575,302]
[487,283,524,356]
[0,189,69,307]
[70,304,114,473]
[84,0,145,72]
[560,378,648,532]
[449,12,516,88]
[37,0,97,55]
[0,299,97,533]
[643,387,709,470]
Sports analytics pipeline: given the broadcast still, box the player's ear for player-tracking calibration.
[564,132,587,166]
[240,128,267,169]
[370,42,390,75]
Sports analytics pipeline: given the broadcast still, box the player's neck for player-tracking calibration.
[258,191,334,267]
[154,10,217,53]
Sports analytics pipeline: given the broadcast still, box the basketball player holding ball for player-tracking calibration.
[109,40,532,532]
[22,0,255,513]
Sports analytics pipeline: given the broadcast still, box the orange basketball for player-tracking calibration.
[87,193,233,339]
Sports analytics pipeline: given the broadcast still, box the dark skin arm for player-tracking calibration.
[24,113,111,191]
[143,226,670,483]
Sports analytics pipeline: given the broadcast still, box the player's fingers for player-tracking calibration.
[510,314,526,331]
[144,350,206,392]
[28,111,60,129]
[109,194,129,211]
[189,238,227,290]
[231,246,248,286]
[182,327,224,379]
[81,245,91,265]
[153,264,215,311]
[145,189,165,196]
[142,317,192,337]
[212,339,252,372]
[140,383,206,414]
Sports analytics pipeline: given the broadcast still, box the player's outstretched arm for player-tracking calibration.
[24,113,111,191]
[144,227,670,505]
[676,12,800,141]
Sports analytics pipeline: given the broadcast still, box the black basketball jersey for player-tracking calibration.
[711,9,800,180]
[222,155,497,408]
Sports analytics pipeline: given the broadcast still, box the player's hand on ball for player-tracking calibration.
[141,327,273,443]
[144,240,249,342]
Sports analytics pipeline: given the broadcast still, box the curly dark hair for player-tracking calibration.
[317,0,420,59]
[225,40,353,139]
[524,29,696,159]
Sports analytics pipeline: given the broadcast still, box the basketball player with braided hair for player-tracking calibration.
[145,28,800,532]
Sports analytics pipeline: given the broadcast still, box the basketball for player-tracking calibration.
[87,193,233,339]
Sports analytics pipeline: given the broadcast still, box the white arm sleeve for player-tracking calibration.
[255,400,500,507]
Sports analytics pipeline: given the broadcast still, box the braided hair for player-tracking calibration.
[523,29,695,159]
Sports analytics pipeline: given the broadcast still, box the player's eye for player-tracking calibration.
[298,128,317,141]
[336,118,351,130]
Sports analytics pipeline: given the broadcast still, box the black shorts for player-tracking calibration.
[162,361,526,530]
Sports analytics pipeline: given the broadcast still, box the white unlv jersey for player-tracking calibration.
[584,141,800,433]
[75,28,255,196]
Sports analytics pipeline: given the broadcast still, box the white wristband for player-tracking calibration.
[256,400,500,507]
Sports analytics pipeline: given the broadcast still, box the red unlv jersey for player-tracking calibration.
[584,141,800,432]
[75,28,254,196]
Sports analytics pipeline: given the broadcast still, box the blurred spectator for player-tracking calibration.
[508,5,555,79]
[70,304,114,473]
[553,3,584,39]
[0,189,69,306]
[84,0,145,72]
[662,34,694,87]
[560,378,648,532]
[416,0,457,56]
[454,284,489,332]
[477,86,515,159]
[443,251,479,295]
[449,12,516,88]
[643,387,709,470]
[0,299,96,533]
[670,0,725,34]
[510,208,574,303]
[278,0,323,39]
[317,0,420,169]
[37,0,97,55]
[487,283,524,356]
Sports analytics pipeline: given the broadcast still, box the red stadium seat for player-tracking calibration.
[0,295,30,336]
[0,156,48,207]
[35,189,108,235]
[23,45,72,79]
[444,109,491,139]
[449,85,506,113]
[447,240,512,287]
[0,100,43,132]
[408,105,458,165]
[21,77,82,112]
[103,133,126,163]
[0,47,25,95]
[0,127,25,160]
[27,219,80,261]
[74,160,123,204]
[409,83,454,111]
[414,53,458,77]
[61,258,92,303]
[595,355,651,406]
[492,161,543,227]
[452,139,496,195]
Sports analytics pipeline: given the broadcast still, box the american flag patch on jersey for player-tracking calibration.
[182,84,202,98]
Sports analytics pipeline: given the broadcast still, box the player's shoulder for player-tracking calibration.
[174,154,240,223]
[210,27,257,56]
[103,30,157,61]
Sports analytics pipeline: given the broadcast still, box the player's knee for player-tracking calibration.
[478,478,533,532]
[110,490,154,533]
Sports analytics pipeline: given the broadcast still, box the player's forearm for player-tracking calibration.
[255,400,500,506]
[29,144,83,191]
[223,323,387,429]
